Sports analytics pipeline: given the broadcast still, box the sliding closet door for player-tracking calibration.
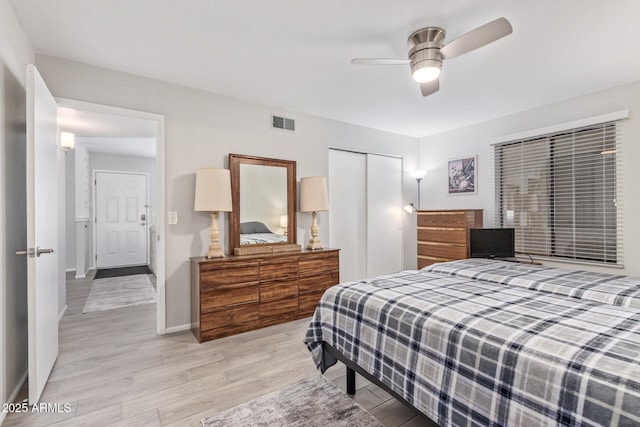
[367,154,402,277]
[329,149,367,282]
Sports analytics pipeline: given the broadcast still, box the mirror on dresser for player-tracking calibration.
[229,154,298,255]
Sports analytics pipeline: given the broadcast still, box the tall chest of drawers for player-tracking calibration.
[417,209,483,269]
[191,248,339,343]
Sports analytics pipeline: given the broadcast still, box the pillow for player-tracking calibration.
[240,221,273,234]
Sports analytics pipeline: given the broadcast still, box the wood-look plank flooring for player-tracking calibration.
[5,272,432,426]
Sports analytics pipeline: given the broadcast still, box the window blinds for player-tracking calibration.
[493,121,623,265]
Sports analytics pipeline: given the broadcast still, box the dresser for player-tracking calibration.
[417,209,483,269]
[191,248,340,343]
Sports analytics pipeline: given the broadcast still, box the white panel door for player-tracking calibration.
[329,149,367,282]
[366,154,403,277]
[96,172,148,268]
[25,64,59,404]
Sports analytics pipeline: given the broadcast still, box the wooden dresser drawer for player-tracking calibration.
[201,302,260,331]
[298,290,325,316]
[260,259,298,281]
[201,281,259,312]
[418,257,442,269]
[299,252,339,276]
[200,262,259,286]
[416,210,482,275]
[298,271,339,293]
[201,323,257,341]
[260,278,298,302]
[260,295,298,318]
[418,211,467,227]
[418,227,466,244]
[418,242,467,260]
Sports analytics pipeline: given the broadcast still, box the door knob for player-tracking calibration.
[141,222,146,226]
[15,247,54,257]
[36,247,55,257]
[16,248,35,257]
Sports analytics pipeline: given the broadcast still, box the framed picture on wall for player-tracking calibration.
[448,155,477,195]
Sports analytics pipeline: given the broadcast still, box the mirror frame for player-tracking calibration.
[229,153,297,253]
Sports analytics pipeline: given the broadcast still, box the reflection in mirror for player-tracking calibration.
[239,164,288,245]
[229,154,298,255]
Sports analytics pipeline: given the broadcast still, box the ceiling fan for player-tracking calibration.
[352,17,513,97]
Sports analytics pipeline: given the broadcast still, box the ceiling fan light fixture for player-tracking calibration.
[412,61,441,83]
[351,18,512,97]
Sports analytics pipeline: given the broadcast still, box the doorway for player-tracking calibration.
[57,98,166,334]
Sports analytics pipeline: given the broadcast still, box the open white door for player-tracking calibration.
[25,64,59,404]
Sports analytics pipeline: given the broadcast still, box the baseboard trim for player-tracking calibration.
[58,304,68,321]
[65,268,76,273]
[164,323,191,334]
[75,273,87,279]
[2,369,28,420]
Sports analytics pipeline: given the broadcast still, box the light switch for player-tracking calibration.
[168,211,178,225]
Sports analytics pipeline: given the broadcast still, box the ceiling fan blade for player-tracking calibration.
[420,79,439,97]
[351,58,411,65]
[440,17,512,59]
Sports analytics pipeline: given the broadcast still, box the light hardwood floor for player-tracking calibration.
[5,273,432,426]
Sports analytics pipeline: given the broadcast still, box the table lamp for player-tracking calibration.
[300,176,329,250]
[194,168,232,258]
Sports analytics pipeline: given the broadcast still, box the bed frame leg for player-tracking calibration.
[346,366,356,395]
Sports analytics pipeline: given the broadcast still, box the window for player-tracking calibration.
[494,120,622,265]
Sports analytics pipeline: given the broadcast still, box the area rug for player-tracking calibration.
[201,375,383,427]
[83,274,156,313]
[94,264,152,279]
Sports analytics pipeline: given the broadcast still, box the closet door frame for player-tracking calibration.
[328,147,404,280]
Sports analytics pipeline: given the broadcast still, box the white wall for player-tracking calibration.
[420,80,640,276]
[35,54,420,330]
[65,152,75,270]
[0,0,33,419]
[57,149,66,315]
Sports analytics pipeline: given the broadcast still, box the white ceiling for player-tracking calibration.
[12,0,640,137]
[58,107,156,157]
[57,107,156,138]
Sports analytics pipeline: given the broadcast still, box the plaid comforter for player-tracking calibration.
[424,259,640,309]
[304,269,640,426]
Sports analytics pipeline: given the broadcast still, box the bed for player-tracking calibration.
[304,260,640,426]
[239,221,287,245]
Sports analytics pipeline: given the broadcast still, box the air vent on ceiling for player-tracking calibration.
[272,115,295,132]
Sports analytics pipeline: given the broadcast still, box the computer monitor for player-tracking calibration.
[469,228,515,259]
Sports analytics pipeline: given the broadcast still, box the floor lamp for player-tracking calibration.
[403,170,427,213]
[412,170,427,209]
[194,168,232,258]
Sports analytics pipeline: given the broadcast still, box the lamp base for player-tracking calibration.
[206,245,225,259]
[307,239,323,250]
[307,211,323,250]
[206,212,226,258]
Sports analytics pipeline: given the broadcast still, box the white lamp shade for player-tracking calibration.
[194,168,232,212]
[403,203,416,213]
[280,215,288,228]
[300,176,329,212]
[60,132,75,150]
[411,169,427,179]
